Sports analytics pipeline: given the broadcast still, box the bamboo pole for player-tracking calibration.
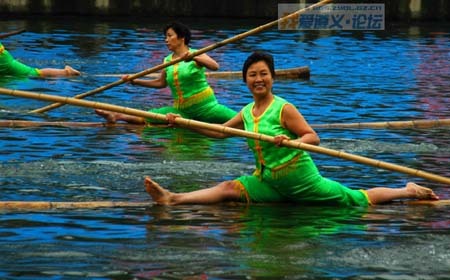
[0,28,26,39]
[0,120,145,128]
[0,201,150,210]
[312,119,450,129]
[29,0,331,114]
[0,199,448,211]
[94,66,310,80]
[1,86,449,185]
[1,118,449,130]
[403,199,450,206]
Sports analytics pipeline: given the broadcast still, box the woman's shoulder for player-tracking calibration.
[273,95,292,106]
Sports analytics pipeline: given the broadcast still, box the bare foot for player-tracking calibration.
[95,109,117,124]
[145,176,173,205]
[406,182,439,200]
[64,65,80,76]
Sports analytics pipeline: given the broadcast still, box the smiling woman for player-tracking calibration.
[144,51,440,207]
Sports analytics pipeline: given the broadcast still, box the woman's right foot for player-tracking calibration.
[95,109,117,124]
[64,65,81,76]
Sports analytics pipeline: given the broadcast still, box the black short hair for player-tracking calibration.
[242,51,275,82]
[163,21,191,45]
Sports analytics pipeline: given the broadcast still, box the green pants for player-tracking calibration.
[147,97,237,124]
[236,152,369,207]
[0,47,40,77]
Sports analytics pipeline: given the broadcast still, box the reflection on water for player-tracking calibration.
[0,18,449,279]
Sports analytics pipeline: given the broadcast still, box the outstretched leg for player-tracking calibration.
[95,109,146,124]
[39,65,80,77]
[144,176,243,205]
[367,182,439,205]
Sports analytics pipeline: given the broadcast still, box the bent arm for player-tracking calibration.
[129,70,167,88]
[281,104,320,145]
[192,53,219,71]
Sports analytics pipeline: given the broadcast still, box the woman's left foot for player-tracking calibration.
[95,109,117,124]
[144,176,173,205]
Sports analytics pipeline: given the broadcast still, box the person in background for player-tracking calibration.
[0,41,80,77]
[144,51,439,206]
[95,21,237,124]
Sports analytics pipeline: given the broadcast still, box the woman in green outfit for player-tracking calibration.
[0,42,80,77]
[144,51,439,206]
[95,21,237,124]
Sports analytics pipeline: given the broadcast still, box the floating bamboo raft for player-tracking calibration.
[0,199,448,211]
[95,66,310,80]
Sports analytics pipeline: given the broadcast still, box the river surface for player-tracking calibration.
[0,17,449,279]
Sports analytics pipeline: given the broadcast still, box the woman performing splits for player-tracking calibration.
[96,21,236,124]
[144,51,439,207]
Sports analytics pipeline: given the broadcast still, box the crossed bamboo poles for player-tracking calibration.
[1,0,448,211]
[1,86,449,186]
[2,1,335,211]
[0,88,448,211]
[29,0,332,114]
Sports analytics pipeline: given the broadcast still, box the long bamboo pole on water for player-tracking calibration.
[312,118,450,129]
[1,87,449,185]
[1,118,449,130]
[0,201,150,211]
[0,199,449,211]
[0,120,145,128]
[29,0,332,114]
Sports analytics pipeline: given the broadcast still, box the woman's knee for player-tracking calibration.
[219,180,247,201]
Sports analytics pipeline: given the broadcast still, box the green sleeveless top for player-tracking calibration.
[242,95,303,178]
[164,48,215,109]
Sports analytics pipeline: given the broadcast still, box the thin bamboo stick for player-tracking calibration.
[0,28,26,39]
[0,201,150,210]
[0,120,144,128]
[29,0,331,114]
[1,86,449,185]
[312,119,450,129]
[403,199,450,206]
[1,118,449,130]
[94,66,310,80]
[0,199,448,211]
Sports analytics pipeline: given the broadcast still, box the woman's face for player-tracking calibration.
[165,28,184,51]
[245,60,273,97]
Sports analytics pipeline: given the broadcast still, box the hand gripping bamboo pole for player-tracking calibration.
[29,0,331,114]
[1,86,449,185]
